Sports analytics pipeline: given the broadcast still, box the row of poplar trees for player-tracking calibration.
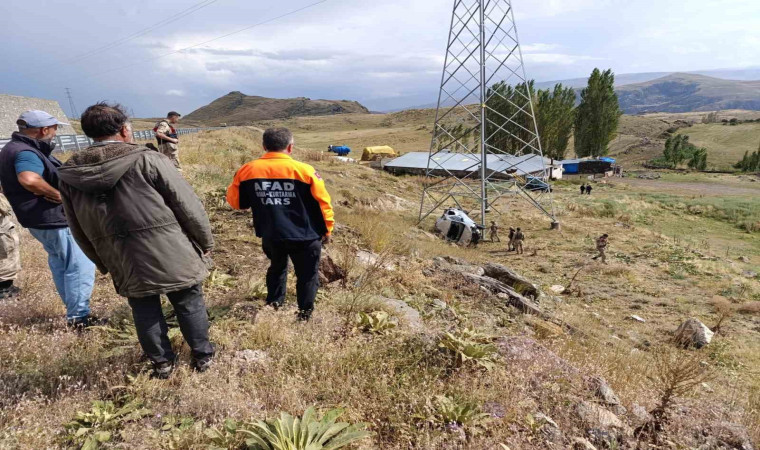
[485,68,622,160]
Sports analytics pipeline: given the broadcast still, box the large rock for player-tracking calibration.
[574,401,624,430]
[462,272,543,316]
[483,263,540,299]
[431,256,485,276]
[673,318,714,349]
[376,297,423,332]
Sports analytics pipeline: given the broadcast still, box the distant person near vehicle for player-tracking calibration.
[513,227,525,254]
[59,103,216,378]
[154,111,181,169]
[0,193,21,300]
[489,221,501,243]
[227,128,334,321]
[0,110,96,328]
[593,233,609,264]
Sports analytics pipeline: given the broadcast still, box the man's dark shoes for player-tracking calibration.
[266,300,284,311]
[66,315,108,331]
[296,309,313,322]
[193,355,214,373]
[0,285,20,300]
[151,361,175,379]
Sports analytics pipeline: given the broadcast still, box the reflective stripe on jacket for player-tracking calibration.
[226,152,334,242]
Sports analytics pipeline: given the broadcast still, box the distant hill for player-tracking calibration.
[615,73,760,114]
[184,91,369,125]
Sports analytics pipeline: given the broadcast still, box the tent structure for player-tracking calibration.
[361,146,397,161]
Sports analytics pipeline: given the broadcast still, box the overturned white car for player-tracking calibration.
[434,208,484,246]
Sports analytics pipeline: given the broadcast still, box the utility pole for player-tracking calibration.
[65,88,79,119]
[419,0,557,228]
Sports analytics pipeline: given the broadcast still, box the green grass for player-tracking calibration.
[685,122,760,170]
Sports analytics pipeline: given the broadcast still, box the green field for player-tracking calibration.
[684,122,760,170]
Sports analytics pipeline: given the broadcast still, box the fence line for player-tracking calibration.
[0,127,225,153]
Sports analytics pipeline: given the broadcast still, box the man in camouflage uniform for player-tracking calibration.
[155,111,181,169]
[489,221,501,243]
[0,194,21,299]
[593,233,609,264]
[513,227,525,254]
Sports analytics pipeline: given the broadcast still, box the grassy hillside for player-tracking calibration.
[1,126,759,448]
[184,91,369,126]
[684,122,760,169]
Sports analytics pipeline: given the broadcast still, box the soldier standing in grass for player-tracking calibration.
[489,221,501,243]
[593,233,609,264]
[227,128,334,321]
[507,226,516,251]
[513,227,525,254]
[0,194,21,299]
[154,111,181,169]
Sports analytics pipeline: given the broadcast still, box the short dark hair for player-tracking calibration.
[263,128,293,151]
[167,111,181,118]
[81,102,129,139]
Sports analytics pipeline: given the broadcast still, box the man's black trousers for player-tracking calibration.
[127,284,214,365]
[262,238,322,312]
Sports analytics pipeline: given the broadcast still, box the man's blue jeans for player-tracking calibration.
[28,227,95,320]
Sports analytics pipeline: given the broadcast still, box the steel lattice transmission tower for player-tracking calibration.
[419,0,557,227]
[65,87,79,119]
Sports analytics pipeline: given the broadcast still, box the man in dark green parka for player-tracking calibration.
[58,102,215,378]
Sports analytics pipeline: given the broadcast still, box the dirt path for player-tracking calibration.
[612,177,760,196]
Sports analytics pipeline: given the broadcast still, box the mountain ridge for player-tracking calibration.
[184,91,369,125]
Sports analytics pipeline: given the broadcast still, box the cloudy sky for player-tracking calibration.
[1,0,758,117]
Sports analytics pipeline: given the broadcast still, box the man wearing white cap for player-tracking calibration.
[0,110,97,329]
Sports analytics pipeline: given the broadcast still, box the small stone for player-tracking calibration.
[738,256,750,263]
[534,412,558,429]
[628,315,646,323]
[235,349,270,367]
[701,382,714,393]
[629,403,653,430]
[550,285,566,294]
[589,377,622,406]
[571,437,598,450]
[743,270,757,278]
[575,401,624,429]
[674,318,714,349]
[432,299,448,309]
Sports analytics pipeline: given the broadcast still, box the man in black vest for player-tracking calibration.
[0,110,97,328]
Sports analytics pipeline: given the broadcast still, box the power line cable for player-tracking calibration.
[86,0,329,79]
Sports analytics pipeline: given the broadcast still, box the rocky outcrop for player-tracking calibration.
[430,256,484,276]
[483,263,540,299]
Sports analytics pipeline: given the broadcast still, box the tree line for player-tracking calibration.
[734,142,760,172]
[484,68,622,160]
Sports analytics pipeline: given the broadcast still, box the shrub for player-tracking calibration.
[356,311,398,334]
[439,327,498,370]
[63,400,150,449]
[236,407,372,450]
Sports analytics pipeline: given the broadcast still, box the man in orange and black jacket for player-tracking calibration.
[227,128,334,321]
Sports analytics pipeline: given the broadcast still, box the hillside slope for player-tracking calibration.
[184,91,369,125]
[616,73,760,114]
